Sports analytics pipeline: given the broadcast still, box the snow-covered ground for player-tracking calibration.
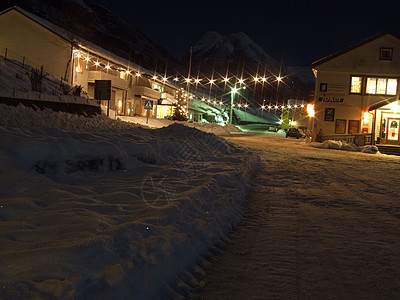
[0,104,259,299]
[194,133,400,299]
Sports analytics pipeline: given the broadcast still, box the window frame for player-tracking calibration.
[364,76,398,96]
[349,75,363,95]
[380,47,393,61]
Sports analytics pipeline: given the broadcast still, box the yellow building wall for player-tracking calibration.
[0,9,72,80]
[313,34,400,135]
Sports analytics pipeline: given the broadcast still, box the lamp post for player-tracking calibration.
[230,86,238,124]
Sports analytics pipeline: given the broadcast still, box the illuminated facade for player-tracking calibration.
[0,6,178,118]
[311,31,400,145]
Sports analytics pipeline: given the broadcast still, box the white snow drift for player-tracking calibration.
[0,104,259,299]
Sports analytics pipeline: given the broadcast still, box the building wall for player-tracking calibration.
[0,10,72,80]
[313,34,400,136]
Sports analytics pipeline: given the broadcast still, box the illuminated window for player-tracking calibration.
[387,79,398,95]
[366,78,377,94]
[350,76,362,94]
[377,78,387,94]
[366,77,397,95]
[152,83,164,92]
[120,71,126,79]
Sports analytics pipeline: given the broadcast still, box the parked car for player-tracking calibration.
[286,128,305,139]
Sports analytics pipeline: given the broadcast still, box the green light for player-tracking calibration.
[232,87,238,94]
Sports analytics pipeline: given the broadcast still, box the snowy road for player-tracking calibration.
[193,133,400,299]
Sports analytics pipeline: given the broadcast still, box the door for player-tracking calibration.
[387,118,400,144]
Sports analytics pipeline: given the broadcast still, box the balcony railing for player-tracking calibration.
[321,133,373,146]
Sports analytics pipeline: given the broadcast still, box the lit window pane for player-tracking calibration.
[377,78,387,94]
[366,78,377,94]
[387,79,398,95]
[350,76,362,93]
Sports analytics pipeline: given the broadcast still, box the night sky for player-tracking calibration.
[93,0,400,66]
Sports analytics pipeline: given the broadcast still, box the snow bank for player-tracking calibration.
[118,115,242,136]
[0,104,259,299]
[309,140,379,154]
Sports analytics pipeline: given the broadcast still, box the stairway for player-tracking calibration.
[376,145,400,156]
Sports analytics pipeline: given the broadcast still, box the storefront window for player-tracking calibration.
[350,76,362,93]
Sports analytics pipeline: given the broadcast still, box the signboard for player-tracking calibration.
[318,96,344,103]
[144,99,154,110]
[324,108,335,122]
[94,80,111,100]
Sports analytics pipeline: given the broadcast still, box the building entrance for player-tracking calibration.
[387,118,400,144]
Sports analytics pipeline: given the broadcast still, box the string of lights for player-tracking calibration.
[73,49,308,111]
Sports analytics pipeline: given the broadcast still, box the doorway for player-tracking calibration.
[387,118,400,144]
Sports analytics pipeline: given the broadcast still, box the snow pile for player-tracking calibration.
[309,140,379,154]
[0,57,97,106]
[0,104,135,129]
[0,104,259,298]
[118,115,242,136]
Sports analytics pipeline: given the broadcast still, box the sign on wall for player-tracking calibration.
[318,96,344,103]
[94,80,111,100]
[324,108,335,122]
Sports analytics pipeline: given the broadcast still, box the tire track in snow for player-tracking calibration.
[192,135,400,299]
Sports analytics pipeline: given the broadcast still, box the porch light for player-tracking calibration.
[363,112,370,122]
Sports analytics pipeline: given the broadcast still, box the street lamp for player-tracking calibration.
[230,86,238,124]
[230,86,246,124]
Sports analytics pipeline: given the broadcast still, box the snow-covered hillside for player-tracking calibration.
[193,31,278,69]
[0,104,259,299]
